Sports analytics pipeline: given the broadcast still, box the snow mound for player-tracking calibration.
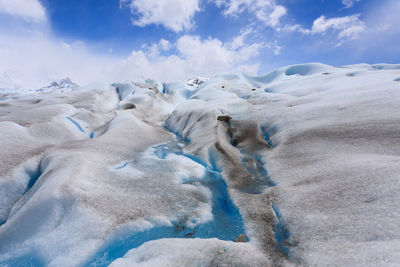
[283,63,334,76]
[244,63,335,85]
[371,63,400,70]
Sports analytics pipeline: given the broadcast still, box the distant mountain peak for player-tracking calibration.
[39,77,78,91]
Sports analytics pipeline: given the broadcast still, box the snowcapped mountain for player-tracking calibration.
[0,63,400,266]
[38,78,78,91]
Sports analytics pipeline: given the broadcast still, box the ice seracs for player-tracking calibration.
[0,63,400,266]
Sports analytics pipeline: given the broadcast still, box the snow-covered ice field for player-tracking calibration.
[0,63,400,266]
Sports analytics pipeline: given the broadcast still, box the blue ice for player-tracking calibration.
[65,117,85,133]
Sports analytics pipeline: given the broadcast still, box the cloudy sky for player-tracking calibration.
[0,0,399,89]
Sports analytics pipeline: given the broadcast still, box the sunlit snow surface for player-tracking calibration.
[1,64,400,266]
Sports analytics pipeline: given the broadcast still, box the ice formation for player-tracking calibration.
[0,63,400,266]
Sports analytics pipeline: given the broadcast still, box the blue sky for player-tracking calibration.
[0,0,399,88]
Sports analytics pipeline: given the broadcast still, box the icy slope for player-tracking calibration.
[0,63,399,266]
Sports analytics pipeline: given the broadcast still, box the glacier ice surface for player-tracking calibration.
[0,63,400,266]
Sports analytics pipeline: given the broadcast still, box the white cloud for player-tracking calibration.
[113,34,265,81]
[281,14,365,47]
[311,14,365,40]
[0,0,46,23]
[0,34,118,90]
[230,27,253,50]
[120,0,200,32]
[348,0,400,57]
[111,51,186,82]
[215,0,287,28]
[342,0,360,9]
[0,0,268,90]
[140,38,172,58]
[337,25,365,39]
[265,40,281,55]
[0,26,269,90]
[268,5,286,27]
[281,24,310,34]
[159,39,171,51]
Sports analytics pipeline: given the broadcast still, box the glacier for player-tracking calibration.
[0,63,400,266]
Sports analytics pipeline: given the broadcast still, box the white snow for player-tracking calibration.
[0,63,400,266]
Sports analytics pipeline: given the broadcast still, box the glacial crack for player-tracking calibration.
[216,115,295,263]
[85,126,245,267]
[0,159,43,228]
